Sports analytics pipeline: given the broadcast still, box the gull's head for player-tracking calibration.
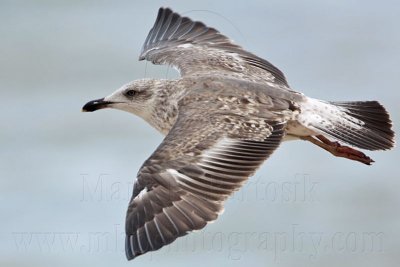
[82,79,157,117]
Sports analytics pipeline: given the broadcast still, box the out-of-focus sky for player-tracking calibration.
[1,1,399,267]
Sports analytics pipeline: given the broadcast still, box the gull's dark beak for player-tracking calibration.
[82,98,111,112]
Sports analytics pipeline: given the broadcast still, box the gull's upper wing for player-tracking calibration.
[139,7,289,86]
[125,95,289,260]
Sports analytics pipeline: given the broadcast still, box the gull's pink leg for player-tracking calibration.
[301,135,374,165]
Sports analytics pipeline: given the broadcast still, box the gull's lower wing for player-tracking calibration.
[139,7,289,86]
[125,106,287,260]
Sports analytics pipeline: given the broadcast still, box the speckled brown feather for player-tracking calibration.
[125,83,291,259]
[82,7,396,261]
[140,7,289,86]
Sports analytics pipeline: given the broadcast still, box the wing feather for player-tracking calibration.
[140,7,289,86]
[125,108,286,259]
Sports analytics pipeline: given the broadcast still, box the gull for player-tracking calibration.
[82,7,395,260]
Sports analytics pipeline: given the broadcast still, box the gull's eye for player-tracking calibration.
[125,90,137,97]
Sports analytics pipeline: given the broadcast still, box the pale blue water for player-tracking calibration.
[1,1,399,266]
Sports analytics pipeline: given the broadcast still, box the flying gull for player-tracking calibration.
[82,7,395,260]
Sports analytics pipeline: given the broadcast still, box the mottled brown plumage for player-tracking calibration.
[82,7,395,260]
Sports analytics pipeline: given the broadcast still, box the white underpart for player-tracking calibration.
[287,97,364,138]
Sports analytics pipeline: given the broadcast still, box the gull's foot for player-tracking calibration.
[329,143,374,165]
[301,135,375,165]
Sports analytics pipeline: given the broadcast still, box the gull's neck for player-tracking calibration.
[145,79,187,135]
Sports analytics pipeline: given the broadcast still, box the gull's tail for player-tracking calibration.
[299,98,395,150]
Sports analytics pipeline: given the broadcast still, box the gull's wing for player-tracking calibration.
[125,100,287,260]
[139,7,289,86]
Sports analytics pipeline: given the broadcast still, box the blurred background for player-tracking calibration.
[1,0,399,266]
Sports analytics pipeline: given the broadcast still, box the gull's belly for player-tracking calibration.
[283,120,318,141]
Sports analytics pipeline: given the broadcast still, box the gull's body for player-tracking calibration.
[82,8,395,260]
